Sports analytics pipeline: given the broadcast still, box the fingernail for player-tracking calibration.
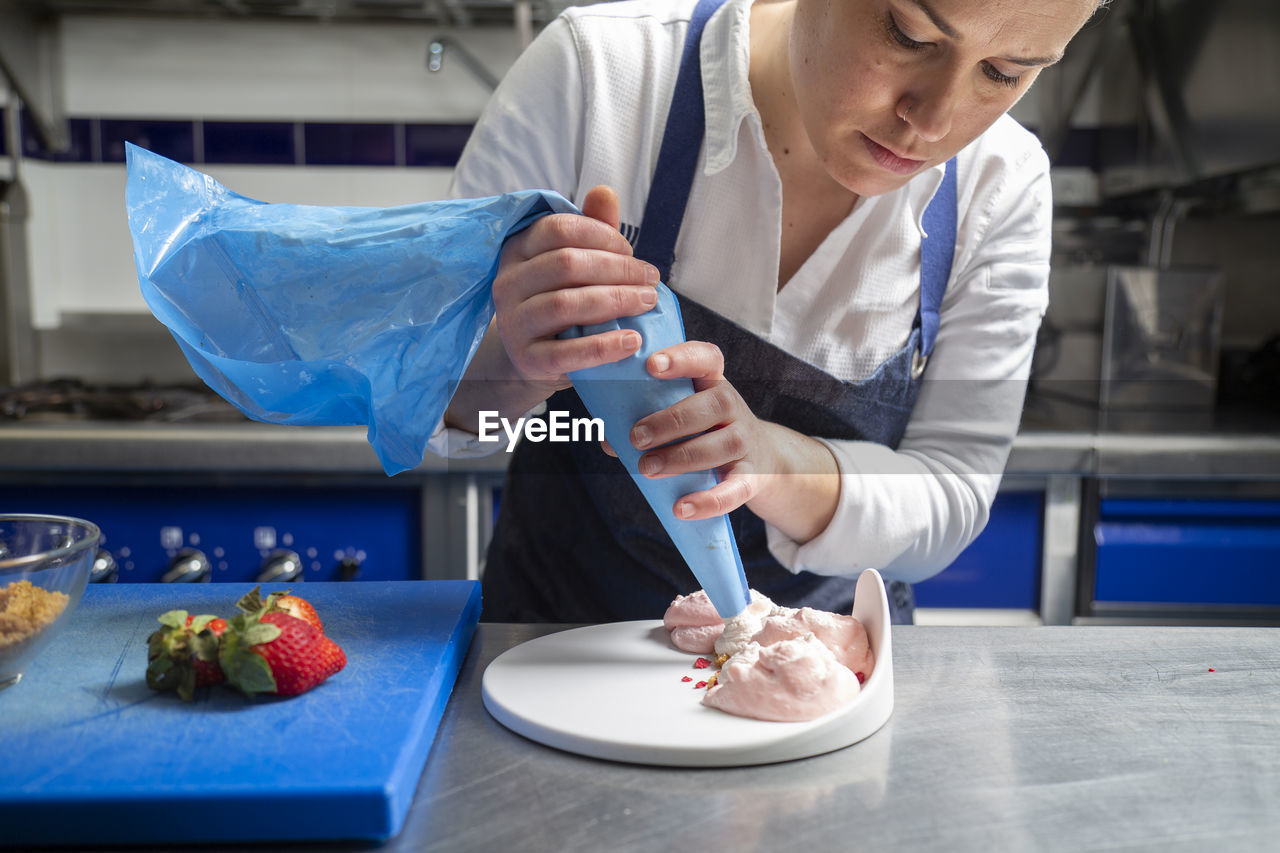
[639,454,663,476]
[644,264,661,284]
[676,501,694,519]
[622,331,642,351]
[632,424,652,449]
[640,288,657,308]
[651,353,671,374]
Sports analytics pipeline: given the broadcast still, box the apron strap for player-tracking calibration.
[632,0,727,280]
[917,158,958,370]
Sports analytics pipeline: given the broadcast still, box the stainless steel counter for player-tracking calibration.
[395,623,1280,852]
[32,623,1279,852]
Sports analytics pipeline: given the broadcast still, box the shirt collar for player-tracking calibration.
[700,0,755,176]
[912,161,949,239]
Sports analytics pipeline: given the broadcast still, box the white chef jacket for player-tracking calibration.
[437,0,1052,584]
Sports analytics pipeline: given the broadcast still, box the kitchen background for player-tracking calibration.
[1,0,1278,624]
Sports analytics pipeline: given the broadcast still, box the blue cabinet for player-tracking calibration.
[1094,498,1280,606]
[913,490,1045,609]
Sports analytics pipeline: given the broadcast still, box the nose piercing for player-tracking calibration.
[899,104,912,123]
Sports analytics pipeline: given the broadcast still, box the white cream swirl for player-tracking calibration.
[713,599,796,659]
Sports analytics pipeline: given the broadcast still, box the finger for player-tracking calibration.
[520,328,644,381]
[501,284,657,348]
[506,210,634,262]
[582,185,621,232]
[647,341,726,388]
[672,463,760,520]
[631,383,741,451]
[498,249,659,308]
[601,438,617,457]
[636,420,748,478]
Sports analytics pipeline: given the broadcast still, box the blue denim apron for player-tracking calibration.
[481,0,957,624]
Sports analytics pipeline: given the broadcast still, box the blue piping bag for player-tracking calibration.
[564,285,752,619]
[125,144,748,615]
[124,143,576,475]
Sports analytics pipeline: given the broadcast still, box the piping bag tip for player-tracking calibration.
[564,284,752,620]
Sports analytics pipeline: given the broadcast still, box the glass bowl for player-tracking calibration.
[0,514,101,689]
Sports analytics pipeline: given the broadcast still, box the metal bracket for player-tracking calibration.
[0,4,68,153]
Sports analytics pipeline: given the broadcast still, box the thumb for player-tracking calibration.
[581,185,622,233]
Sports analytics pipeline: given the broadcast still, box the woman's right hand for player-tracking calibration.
[445,185,660,432]
[493,185,660,396]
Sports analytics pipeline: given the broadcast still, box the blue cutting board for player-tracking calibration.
[0,580,480,845]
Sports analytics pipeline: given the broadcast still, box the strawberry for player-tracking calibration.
[146,611,227,701]
[219,609,346,697]
[236,585,325,633]
[272,595,324,633]
[186,614,228,686]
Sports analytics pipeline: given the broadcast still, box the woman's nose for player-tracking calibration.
[900,72,960,143]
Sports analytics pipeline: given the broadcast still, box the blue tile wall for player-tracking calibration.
[14,110,475,168]
[204,120,296,165]
[100,118,195,163]
[305,122,397,166]
[405,123,473,167]
[18,115,98,162]
[11,110,1132,172]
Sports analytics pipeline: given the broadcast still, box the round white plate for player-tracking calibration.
[481,569,894,767]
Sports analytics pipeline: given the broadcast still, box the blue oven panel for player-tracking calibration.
[0,485,421,583]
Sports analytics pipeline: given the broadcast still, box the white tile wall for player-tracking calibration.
[22,14,520,329]
[61,15,519,120]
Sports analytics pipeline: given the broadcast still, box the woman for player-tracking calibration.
[437,0,1107,622]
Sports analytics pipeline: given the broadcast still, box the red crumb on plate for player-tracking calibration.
[693,657,711,669]
[681,676,693,682]
[694,681,708,689]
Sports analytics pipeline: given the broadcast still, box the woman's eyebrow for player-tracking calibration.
[1003,52,1065,68]
[908,0,960,39]
[907,0,1064,66]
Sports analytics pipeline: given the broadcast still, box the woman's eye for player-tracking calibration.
[885,14,927,50]
[981,61,1023,88]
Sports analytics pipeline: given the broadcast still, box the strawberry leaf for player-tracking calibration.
[187,614,217,633]
[240,622,282,647]
[146,654,173,684]
[218,611,281,697]
[175,666,197,703]
[156,610,188,629]
[235,586,266,615]
[227,653,276,696]
[191,630,221,663]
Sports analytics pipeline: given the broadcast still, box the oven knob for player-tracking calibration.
[89,549,118,583]
[257,549,303,584]
[336,556,362,581]
[162,548,211,583]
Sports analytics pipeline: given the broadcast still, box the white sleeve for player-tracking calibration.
[449,16,585,201]
[428,16,587,460]
[766,148,1053,583]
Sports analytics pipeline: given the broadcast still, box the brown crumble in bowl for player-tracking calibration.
[0,580,70,649]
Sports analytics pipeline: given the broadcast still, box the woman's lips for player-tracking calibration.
[861,134,925,176]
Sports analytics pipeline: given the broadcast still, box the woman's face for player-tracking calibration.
[789,0,1100,196]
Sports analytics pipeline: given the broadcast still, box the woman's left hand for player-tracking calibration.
[606,342,841,542]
